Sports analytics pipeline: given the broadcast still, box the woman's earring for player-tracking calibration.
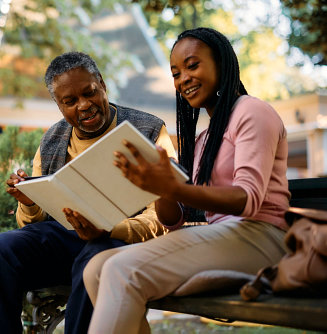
[216,91,220,96]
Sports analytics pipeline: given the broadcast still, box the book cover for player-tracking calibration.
[16,121,189,231]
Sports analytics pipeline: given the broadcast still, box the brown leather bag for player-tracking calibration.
[240,207,327,301]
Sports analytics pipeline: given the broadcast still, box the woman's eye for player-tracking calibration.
[188,62,199,69]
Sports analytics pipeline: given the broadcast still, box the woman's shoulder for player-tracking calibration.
[228,95,286,137]
[231,95,283,125]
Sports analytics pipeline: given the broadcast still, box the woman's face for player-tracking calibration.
[170,37,220,117]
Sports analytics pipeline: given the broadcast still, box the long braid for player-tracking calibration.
[173,27,248,187]
[176,91,200,181]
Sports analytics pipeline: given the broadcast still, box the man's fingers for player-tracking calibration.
[63,208,105,241]
[6,187,18,195]
[7,173,22,186]
[72,211,96,229]
[63,208,80,228]
[17,169,28,178]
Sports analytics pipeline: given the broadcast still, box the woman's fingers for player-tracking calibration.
[113,152,134,178]
[113,140,178,197]
[122,140,147,165]
[156,145,171,166]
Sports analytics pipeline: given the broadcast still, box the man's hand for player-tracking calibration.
[63,208,108,241]
[6,169,34,206]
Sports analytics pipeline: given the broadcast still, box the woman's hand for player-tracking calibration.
[6,169,34,206]
[113,140,180,198]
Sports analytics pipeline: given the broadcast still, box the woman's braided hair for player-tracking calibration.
[172,27,247,186]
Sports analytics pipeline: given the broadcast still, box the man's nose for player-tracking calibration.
[77,96,92,111]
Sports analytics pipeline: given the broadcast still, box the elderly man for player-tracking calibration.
[3,51,176,334]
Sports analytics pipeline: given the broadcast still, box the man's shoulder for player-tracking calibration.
[113,103,165,126]
[43,119,71,137]
[41,119,72,145]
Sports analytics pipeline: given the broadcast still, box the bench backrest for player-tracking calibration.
[289,177,327,210]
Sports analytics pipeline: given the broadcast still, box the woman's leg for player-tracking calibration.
[83,244,134,305]
[87,220,286,334]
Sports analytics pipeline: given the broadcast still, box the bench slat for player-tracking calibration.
[148,294,327,331]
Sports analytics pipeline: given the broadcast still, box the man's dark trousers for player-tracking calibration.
[0,220,126,334]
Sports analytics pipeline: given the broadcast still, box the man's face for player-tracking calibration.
[53,67,111,139]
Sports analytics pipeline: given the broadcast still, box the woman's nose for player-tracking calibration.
[180,71,191,85]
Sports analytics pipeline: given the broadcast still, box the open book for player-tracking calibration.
[15,121,189,231]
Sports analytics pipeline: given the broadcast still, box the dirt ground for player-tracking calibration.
[150,317,323,334]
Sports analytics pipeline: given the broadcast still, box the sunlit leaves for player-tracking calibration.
[0,0,137,103]
[273,0,326,64]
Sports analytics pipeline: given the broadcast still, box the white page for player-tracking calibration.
[55,168,127,230]
[68,121,189,216]
[16,174,127,231]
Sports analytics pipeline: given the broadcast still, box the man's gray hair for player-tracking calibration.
[45,51,101,99]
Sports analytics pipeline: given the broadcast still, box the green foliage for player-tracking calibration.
[132,0,197,12]
[143,0,222,55]
[280,0,327,65]
[140,0,327,66]
[0,126,43,232]
[149,317,318,333]
[1,0,138,104]
[137,0,320,100]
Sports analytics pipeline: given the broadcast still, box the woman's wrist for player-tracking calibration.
[155,198,183,226]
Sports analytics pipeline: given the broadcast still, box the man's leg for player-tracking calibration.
[0,220,86,334]
[64,234,127,334]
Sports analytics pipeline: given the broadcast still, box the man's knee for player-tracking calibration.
[73,237,126,272]
[0,228,27,256]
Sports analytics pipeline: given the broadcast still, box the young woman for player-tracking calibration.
[83,27,290,334]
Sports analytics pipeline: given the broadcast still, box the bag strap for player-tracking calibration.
[285,207,327,226]
[240,266,276,301]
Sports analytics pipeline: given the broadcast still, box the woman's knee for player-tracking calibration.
[83,248,123,303]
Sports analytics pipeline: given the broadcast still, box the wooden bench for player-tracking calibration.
[23,177,327,333]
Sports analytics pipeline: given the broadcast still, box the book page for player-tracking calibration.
[54,170,127,230]
[15,176,72,230]
[16,175,127,231]
[67,121,188,217]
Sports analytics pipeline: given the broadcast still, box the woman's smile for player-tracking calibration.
[184,85,201,96]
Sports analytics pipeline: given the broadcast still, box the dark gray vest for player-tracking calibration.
[39,103,165,175]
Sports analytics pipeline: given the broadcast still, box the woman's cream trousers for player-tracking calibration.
[84,219,287,334]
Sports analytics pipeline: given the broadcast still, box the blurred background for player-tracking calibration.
[1,1,326,332]
[0,0,326,226]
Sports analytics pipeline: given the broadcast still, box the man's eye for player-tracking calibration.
[172,72,180,78]
[64,100,75,106]
[85,89,96,97]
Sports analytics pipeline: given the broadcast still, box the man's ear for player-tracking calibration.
[99,74,106,91]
